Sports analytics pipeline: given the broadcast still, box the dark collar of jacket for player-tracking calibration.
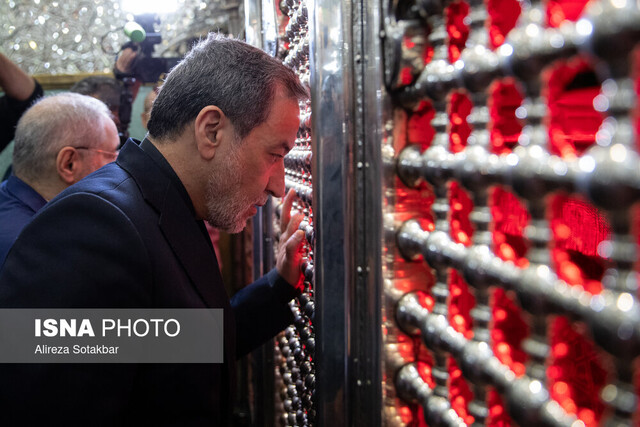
[116,138,227,310]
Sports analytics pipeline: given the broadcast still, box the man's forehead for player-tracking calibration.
[265,139,294,152]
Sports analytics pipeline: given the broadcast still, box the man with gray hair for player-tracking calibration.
[0,92,119,264]
[0,33,308,425]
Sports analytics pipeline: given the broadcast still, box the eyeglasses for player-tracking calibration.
[75,146,119,161]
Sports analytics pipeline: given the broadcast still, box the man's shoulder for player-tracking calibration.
[0,182,37,263]
[63,163,133,195]
[0,179,17,208]
[0,178,41,226]
[37,161,162,239]
[53,162,143,209]
[0,192,36,228]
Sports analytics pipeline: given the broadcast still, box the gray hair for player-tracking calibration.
[147,32,308,141]
[13,92,113,182]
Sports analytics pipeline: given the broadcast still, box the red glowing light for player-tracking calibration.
[584,279,602,295]
[512,362,526,377]
[487,0,520,49]
[578,408,596,426]
[546,0,591,27]
[559,260,583,285]
[417,361,436,388]
[554,223,571,240]
[450,46,461,62]
[561,399,578,414]
[397,342,415,360]
[554,342,569,357]
[448,92,472,153]
[400,67,414,86]
[553,381,569,396]
[496,342,510,355]
[418,292,435,312]
[498,243,516,261]
[394,280,418,293]
[491,288,529,377]
[548,5,566,27]
[452,314,467,332]
[445,2,470,63]
[456,232,470,245]
[399,405,413,424]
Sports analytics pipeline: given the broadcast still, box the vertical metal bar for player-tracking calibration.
[244,0,263,48]
[309,0,354,422]
[250,203,276,427]
[261,0,279,57]
[349,0,384,422]
[245,1,277,423]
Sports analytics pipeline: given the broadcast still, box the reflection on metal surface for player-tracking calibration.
[250,0,640,422]
[308,0,352,421]
[273,0,316,422]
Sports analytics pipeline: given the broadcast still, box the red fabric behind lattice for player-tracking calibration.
[491,187,530,268]
[545,60,602,158]
[548,317,607,426]
[489,80,523,154]
[545,0,590,27]
[449,92,473,153]
[445,2,469,63]
[487,0,521,49]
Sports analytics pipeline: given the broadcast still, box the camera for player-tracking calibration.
[119,14,181,84]
[115,14,181,145]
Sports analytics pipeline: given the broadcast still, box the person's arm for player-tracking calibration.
[0,52,36,100]
[0,52,43,151]
[232,189,305,356]
[114,46,143,100]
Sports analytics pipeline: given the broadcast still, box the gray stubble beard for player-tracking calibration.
[204,145,255,234]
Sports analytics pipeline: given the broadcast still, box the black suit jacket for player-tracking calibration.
[0,139,296,426]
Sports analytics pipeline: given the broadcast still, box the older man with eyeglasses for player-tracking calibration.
[0,92,119,264]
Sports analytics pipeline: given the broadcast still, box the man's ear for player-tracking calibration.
[55,147,80,185]
[194,105,228,161]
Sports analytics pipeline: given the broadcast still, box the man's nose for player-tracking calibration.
[267,165,286,198]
